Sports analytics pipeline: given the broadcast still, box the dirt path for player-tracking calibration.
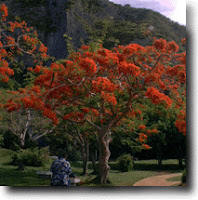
[133,173,182,186]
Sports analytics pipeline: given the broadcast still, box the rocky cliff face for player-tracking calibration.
[3,0,186,60]
[47,0,68,59]
[45,0,119,58]
[4,0,113,59]
[4,0,70,59]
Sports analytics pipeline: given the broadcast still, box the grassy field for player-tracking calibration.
[167,175,182,182]
[0,148,184,186]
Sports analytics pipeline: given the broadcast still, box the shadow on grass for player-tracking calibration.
[71,160,184,173]
[133,163,184,172]
[0,167,50,186]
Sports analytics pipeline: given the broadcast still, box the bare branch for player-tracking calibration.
[149,55,161,73]
[118,81,125,91]
[131,56,146,71]
[85,119,102,130]
[77,77,85,87]
[107,89,134,130]
[21,109,31,144]
[0,44,17,49]
[1,31,36,57]
[32,126,56,141]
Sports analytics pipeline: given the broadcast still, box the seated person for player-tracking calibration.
[50,150,72,186]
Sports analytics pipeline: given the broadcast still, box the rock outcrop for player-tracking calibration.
[3,0,186,60]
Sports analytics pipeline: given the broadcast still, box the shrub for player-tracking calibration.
[182,169,186,183]
[2,131,20,151]
[12,147,50,167]
[117,154,134,172]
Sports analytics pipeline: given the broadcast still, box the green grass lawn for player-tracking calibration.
[0,148,184,186]
[167,175,182,182]
[0,148,51,186]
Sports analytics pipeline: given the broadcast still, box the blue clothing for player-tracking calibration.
[50,158,72,186]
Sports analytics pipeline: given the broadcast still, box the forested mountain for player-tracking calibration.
[3,0,186,59]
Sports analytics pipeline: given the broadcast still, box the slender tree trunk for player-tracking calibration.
[81,149,88,175]
[178,158,183,168]
[19,109,31,147]
[158,157,162,168]
[19,134,25,147]
[178,149,183,169]
[98,131,111,184]
[178,145,183,169]
[91,150,98,174]
[81,141,89,176]
[156,144,162,169]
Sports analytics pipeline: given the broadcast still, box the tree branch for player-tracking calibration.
[85,119,101,130]
[22,109,31,144]
[32,126,56,141]
[149,55,161,73]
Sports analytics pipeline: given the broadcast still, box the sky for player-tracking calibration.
[109,0,186,25]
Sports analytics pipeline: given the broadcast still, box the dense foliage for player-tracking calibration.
[12,147,50,167]
[117,154,134,172]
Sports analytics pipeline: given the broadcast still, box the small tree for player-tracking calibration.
[0,4,52,146]
[0,4,49,84]
[64,121,91,175]
[3,87,56,147]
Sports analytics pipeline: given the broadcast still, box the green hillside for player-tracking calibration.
[3,0,186,58]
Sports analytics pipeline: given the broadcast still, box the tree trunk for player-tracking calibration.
[19,134,25,147]
[178,157,183,168]
[98,131,111,184]
[81,150,88,175]
[156,144,162,169]
[178,145,183,169]
[91,150,98,174]
[81,142,89,176]
[158,158,162,168]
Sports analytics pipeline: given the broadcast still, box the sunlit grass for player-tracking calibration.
[166,175,182,182]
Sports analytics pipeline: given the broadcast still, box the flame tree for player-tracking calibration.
[1,4,186,184]
[0,4,50,146]
[15,38,185,183]
[0,4,48,83]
